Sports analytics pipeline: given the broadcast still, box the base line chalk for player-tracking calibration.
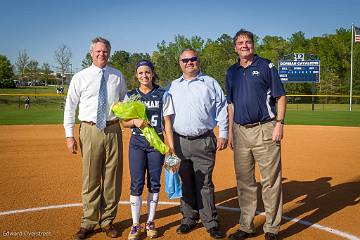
[0,202,358,240]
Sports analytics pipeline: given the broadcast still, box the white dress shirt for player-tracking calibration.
[64,64,127,137]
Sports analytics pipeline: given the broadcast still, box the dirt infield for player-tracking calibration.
[0,125,359,240]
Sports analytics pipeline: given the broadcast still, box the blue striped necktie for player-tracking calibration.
[96,69,107,130]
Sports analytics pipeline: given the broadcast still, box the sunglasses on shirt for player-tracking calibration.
[180,56,198,63]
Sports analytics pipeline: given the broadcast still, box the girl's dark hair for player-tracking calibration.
[133,59,159,83]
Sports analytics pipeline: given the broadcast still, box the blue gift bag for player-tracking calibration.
[164,168,182,199]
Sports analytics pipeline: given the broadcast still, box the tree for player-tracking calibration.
[109,50,151,89]
[15,50,30,84]
[109,50,130,75]
[81,53,92,69]
[0,54,14,80]
[305,28,352,96]
[201,34,237,90]
[26,60,39,84]
[256,35,290,64]
[352,42,360,97]
[54,44,72,85]
[151,48,180,86]
[289,31,308,53]
[40,63,54,86]
[152,34,205,87]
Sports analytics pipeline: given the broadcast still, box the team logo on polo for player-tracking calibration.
[252,70,260,76]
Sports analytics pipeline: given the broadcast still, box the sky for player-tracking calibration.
[0,0,359,73]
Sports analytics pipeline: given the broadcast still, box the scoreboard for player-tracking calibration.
[278,54,320,83]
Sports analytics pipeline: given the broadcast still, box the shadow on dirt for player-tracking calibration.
[113,177,360,238]
[215,177,360,239]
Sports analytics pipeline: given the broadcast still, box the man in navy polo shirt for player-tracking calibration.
[226,29,286,240]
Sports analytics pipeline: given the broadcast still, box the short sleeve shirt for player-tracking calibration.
[226,55,286,125]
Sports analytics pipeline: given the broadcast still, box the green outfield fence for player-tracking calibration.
[1,94,359,111]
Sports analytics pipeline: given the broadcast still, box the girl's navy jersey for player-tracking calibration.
[126,84,167,135]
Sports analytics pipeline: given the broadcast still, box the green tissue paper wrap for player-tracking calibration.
[111,98,169,155]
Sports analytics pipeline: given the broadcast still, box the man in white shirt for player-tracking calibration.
[64,37,127,239]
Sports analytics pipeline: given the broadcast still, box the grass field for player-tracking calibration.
[1,87,360,126]
[0,107,65,125]
[0,88,67,124]
[1,103,359,126]
[287,103,360,112]
[285,111,360,126]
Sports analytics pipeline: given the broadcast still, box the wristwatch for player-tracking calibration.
[275,119,285,124]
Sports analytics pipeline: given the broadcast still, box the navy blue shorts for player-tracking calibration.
[128,134,164,196]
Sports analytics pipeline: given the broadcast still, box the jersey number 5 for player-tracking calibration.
[150,115,158,127]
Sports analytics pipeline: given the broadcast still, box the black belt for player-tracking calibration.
[240,118,274,128]
[174,130,212,140]
[82,120,119,127]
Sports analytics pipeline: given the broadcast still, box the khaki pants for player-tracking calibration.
[79,123,123,229]
[233,121,282,234]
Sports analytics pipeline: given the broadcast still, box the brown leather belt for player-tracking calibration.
[82,119,119,127]
[174,130,213,140]
[240,118,274,128]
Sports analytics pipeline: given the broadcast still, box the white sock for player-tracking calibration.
[147,192,159,223]
[130,195,142,225]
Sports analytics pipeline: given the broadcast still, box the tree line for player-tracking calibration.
[1,27,359,96]
[0,44,72,87]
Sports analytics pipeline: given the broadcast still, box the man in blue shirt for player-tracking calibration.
[167,48,228,239]
[226,29,286,240]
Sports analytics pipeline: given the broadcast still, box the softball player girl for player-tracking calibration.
[122,60,175,240]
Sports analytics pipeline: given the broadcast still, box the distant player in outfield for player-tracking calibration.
[64,37,127,240]
[121,60,175,240]
[24,96,30,110]
[226,29,286,240]
[167,48,228,239]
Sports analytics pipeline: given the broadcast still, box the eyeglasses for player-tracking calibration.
[180,56,198,63]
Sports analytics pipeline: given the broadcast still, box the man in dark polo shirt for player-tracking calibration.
[226,29,286,240]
